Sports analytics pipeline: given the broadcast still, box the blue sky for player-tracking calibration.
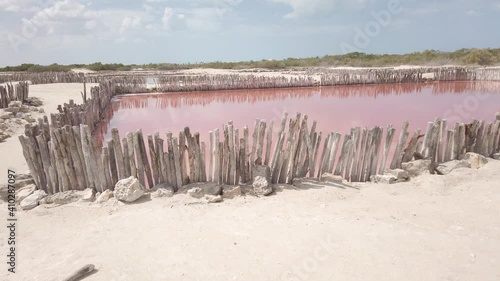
[0,0,499,66]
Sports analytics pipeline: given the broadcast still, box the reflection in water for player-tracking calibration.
[95,81,500,148]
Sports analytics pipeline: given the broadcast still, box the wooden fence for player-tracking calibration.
[0,82,29,108]
[19,110,500,194]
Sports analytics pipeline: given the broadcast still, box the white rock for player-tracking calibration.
[435,160,470,175]
[38,108,45,113]
[151,188,174,198]
[463,152,488,169]
[493,153,500,160]
[8,101,22,108]
[80,188,95,202]
[222,186,242,199]
[402,159,432,177]
[40,190,83,205]
[385,169,409,182]
[205,195,223,203]
[95,189,114,204]
[15,184,36,202]
[371,174,397,184]
[253,176,273,196]
[113,176,145,202]
[320,173,343,183]
[20,190,47,210]
[188,187,204,199]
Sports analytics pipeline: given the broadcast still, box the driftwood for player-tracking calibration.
[62,264,95,281]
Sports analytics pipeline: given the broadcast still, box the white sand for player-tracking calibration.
[0,160,499,281]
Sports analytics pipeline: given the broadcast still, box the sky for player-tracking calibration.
[0,0,499,66]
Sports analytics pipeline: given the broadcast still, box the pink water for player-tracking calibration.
[96,82,500,145]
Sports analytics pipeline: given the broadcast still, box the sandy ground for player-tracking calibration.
[0,160,498,281]
[0,83,98,185]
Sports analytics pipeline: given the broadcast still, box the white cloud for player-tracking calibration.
[161,7,174,30]
[269,0,373,19]
[120,16,141,34]
[85,20,96,30]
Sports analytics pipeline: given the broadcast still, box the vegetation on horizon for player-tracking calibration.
[1,48,499,73]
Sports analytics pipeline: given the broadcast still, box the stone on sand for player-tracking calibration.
[114,176,145,202]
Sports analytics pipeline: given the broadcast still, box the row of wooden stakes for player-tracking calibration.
[19,111,500,194]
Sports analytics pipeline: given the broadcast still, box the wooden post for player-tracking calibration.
[179,131,188,185]
[286,113,302,184]
[264,121,274,166]
[172,137,183,190]
[250,119,260,169]
[390,121,409,169]
[167,132,177,185]
[279,117,296,183]
[80,125,96,191]
[63,126,86,190]
[122,137,131,178]
[234,128,240,184]
[474,121,485,154]
[334,135,350,177]
[310,132,322,178]
[402,130,422,163]
[457,123,466,160]
[133,130,145,187]
[209,131,214,182]
[444,129,454,162]
[354,128,368,182]
[200,141,207,182]
[91,136,107,191]
[379,125,395,174]
[228,122,235,184]
[214,128,221,184]
[126,132,137,179]
[255,120,267,164]
[107,140,118,184]
[148,135,159,185]
[317,132,332,178]
[102,146,113,189]
[111,128,126,180]
[269,113,287,183]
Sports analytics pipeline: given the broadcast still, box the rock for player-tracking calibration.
[95,189,114,204]
[29,106,39,112]
[20,190,47,210]
[371,174,397,184]
[39,190,83,205]
[435,160,471,175]
[151,188,174,198]
[15,184,36,202]
[202,182,223,196]
[188,187,204,199]
[253,176,273,196]
[26,117,37,123]
[26,97,43,107]
[0,112,14,120]
[114,176,145,202]
[205,195,223,203]
[252,165,271,182]
[38,108,45,113]
[222,186,242,199]
[8,101,22,108]
[0,118,4,123]
[402,159,432,177]
[463,152,488,169]
[320,173,343,183]
[4,107,20,114]
[493,153,500,160]
[19,106,30,113]
[0,123,8,130]
[80,188,95,202]
[385,169,409,182]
